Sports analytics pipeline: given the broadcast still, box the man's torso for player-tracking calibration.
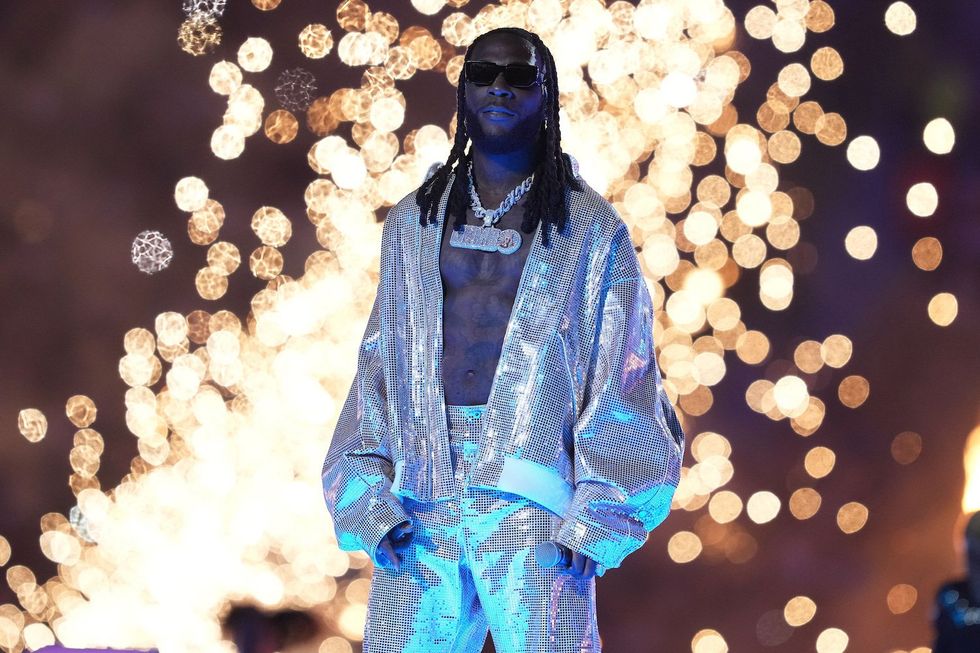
[438,202,535,405]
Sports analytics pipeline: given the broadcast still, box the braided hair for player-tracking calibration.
[414,27,582,247]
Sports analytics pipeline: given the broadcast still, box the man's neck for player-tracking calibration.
[470,146,538,197]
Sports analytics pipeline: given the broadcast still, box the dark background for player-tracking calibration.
[1,1,978,651]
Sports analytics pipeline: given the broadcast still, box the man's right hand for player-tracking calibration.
[376,521,413,571]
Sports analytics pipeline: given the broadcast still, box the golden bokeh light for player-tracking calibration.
[249,245,285,280]
[195,266,229,300]
[784,595,817,626]
[789,396,826,436]
[768,130,801,164]
[0,536,11,566]
[211,124,245,159]
[906,182,938,217]
[251,206,293,247]
[814,112,847,146]
[668,531,703,563]
[806,1,835,32]
[238,36,273,72]
[810,46,843,81]
[805,446,837,478]
[777,63,811,98]
[772,16,807,53]
[178,12,221,56]
[412,0,448,15]
[923,117,955,154]
[793,340,823,373]
[23,623,56,650]
[264,109,299,144]
[320,636,354,653]
[844,225,877,260]
[746,491,781,524]
[745,6,777,40]
[962,425,980,512]
[891,431,922,465]
[846,135,880,171]
[927,292,958,326]
[735,330,769,365]
[885,2,917,36]
[299,23,334,59]
[207,241,241,275]
[208,60,242,95]
[773,374,809,417]
[788,487,822,520]
[691,628,729,653]
[17,408,48,443]
[792,102,822,138]
[837,502,869,534]
[886,583,918,614]
[821,334,852,368]
[911,236,942,271]
[708,491,743,524]
[65,395,97,428]
[252,0,281,9]
[816,627,849,653]
[174,176,209,212]
[837,374,870,408]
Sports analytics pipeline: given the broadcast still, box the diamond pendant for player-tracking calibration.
[449,223,522,255]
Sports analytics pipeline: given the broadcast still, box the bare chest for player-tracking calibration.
[438,207,534,302]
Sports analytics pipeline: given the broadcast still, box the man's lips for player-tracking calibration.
[482,106,517,117]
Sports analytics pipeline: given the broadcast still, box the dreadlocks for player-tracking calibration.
[414,27,582,248]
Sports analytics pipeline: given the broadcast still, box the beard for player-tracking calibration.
[464,103,545,155]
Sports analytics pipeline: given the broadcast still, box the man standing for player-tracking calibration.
[322,27,685,652]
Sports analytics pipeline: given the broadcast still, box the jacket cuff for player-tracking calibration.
[554,482,646,572]
[335,488,410,567]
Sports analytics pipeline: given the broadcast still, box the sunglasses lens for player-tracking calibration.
[505,65,538,87]
[466,62,539,87]
[466,62,499,85]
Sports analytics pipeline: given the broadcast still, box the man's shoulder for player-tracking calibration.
[380,187,424,236]
[389,188,423,221]
[566,178,627,239]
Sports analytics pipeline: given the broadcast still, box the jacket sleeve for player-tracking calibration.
[555,221,685,572]
[321,212,410,567]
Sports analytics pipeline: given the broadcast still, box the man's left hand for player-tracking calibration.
[567,551,597,579]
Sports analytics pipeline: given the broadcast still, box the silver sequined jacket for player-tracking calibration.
[322,176,685,573]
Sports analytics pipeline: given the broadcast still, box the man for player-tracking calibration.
[934,512,980,652]
[322,27,685,652]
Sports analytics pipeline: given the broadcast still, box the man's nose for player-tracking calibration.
[488,82,514,97]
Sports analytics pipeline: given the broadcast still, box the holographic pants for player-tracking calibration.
[363,404,601,653]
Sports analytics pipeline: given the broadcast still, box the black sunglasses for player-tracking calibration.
[464,61,544,88]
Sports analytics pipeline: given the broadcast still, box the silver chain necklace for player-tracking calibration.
[448,162,533,255]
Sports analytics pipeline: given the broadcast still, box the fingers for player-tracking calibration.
[582,557,597,580]
[566,551,597,580]
[392,521,414,544]
[377,538,400,572]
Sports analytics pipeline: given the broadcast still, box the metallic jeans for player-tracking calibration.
[363,404,601,653]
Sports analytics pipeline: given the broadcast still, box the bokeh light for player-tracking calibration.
[906,182,938,217]
[927,292,958,326]
[784,595,817,626]
[846,135,880,171]
[923,117,955,154]
[885,2,917,36]
[837,502,870,534]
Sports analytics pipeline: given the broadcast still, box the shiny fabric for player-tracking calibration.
[322,175,685,573]
[364,404,599,653]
